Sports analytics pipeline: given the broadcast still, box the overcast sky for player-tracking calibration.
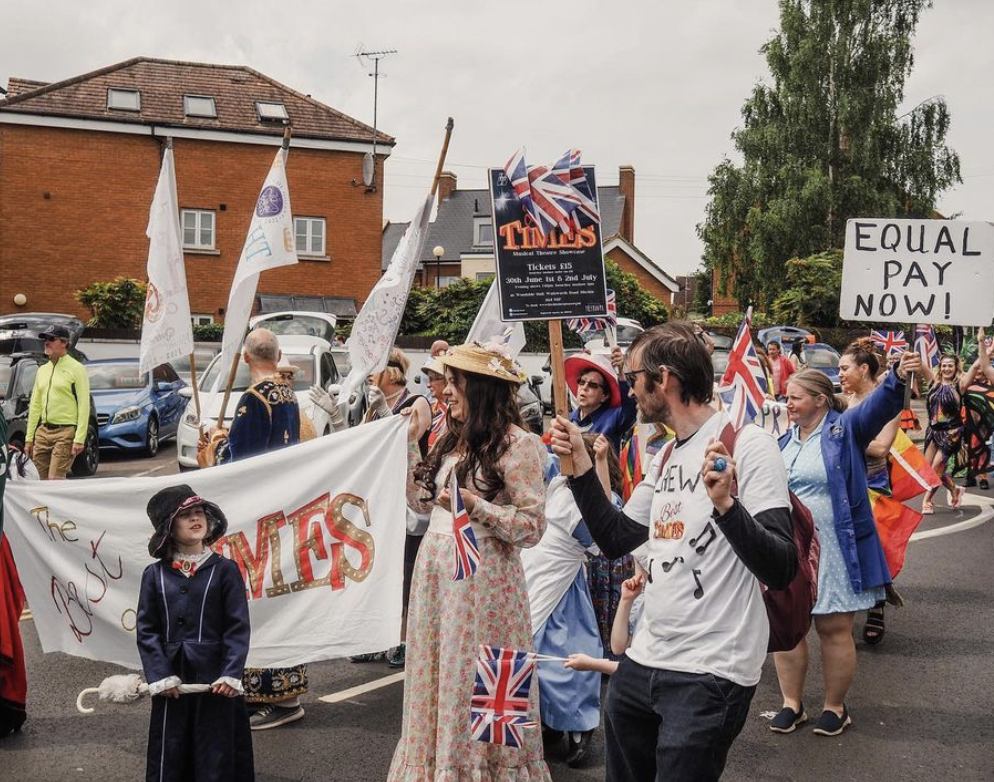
[3,1,991,277]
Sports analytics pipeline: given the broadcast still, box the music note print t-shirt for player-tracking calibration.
[622,410,790,687]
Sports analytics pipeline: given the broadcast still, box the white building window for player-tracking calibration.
[107,88,141,111]
[191,313,215,326]
[473,218,494,247]
[256,101,289,121]
[183,95,217,118]
[438,275,461,288]
[475,272,495,282]
[294,216,326,256]
[181,209,215,250]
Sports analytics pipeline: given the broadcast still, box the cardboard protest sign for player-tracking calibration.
[840,219,994,327]
[488,166,608,322]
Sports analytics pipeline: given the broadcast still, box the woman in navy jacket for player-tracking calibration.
[769,353,920,738]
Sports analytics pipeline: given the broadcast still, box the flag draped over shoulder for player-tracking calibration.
[466,280,526,358]
[219,147,298,374]
[341,195,433,402]
[139,145,193,375]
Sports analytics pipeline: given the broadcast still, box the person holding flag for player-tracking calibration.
[388,341,551,782]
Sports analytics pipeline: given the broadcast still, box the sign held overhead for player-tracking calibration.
[840,219,994,327]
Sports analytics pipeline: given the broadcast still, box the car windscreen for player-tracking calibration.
[199,354,316,392]
[805,349,839,368]
[170,351,219,377]
[87,364,147,390]
[0,357,12,398]
[256,316,335,342]
[712,351,730,376]
[11,362,40,398]
[580,323,642,346]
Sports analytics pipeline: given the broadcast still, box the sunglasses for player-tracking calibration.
[576,379,606,391]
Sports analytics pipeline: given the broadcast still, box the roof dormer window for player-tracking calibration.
[183,95,217,118]
[256,101,289,122]
[107,88,141,112]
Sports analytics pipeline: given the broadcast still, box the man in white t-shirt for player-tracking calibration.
[550,322,797,782]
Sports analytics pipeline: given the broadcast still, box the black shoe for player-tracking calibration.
[965,476,978,488]
[387,643,406,669]
[769,704,808,733]
[250,703,305,731]
[566,731,593,767]
[349,652,385,663]
[812,705,851,736]
[542,725,564,749]
[981,477,990,490]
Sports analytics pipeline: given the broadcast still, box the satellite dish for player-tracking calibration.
[362,153,375,187]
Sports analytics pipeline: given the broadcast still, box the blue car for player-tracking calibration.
[86,359,186,456]
[802,343,842,393]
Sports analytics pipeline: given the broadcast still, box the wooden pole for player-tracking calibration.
[429,118,455,197]
[216,351,241,430]
[548,319,574,475]
[189,351,204,438]
[903,323,918,411]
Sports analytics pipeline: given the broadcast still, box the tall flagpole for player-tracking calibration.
[216,126,292,429]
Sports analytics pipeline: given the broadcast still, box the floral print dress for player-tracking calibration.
[388,426,552,782]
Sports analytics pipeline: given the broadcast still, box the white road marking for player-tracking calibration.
[910,491,994,541]
[133,465,166,478]
[318,672,405,704]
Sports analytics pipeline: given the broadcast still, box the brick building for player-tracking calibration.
[0,57,393,322]
[382,165,679,306]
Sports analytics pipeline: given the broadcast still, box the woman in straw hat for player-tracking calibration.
[388,341,551,782]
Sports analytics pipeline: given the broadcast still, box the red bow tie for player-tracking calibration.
[172,559,198,576]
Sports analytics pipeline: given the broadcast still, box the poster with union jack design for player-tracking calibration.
[488,150,609,322]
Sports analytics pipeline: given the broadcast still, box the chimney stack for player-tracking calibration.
[618,165,635,242]
[437,171,458,203]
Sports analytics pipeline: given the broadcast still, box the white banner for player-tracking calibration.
[4,417,407,670]
[840,219,994,327]
[220,147,299,375]
[342,194,433,401]
[139,145,193,375]
[466,279,527,358]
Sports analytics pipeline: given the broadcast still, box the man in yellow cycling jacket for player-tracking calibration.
[24,324,90,480]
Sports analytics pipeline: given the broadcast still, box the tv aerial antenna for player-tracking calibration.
[353,44,396,191]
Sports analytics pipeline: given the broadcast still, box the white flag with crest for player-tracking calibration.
[466,279,526,357]
[219,147,298,375]
[341,195,433,401]
[139,145,193,375]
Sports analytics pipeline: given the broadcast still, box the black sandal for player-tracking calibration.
[863,607,885,645]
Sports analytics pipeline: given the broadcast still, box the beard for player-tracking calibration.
[636,375,671,425]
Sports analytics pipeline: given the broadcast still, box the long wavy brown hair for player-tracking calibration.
[415,367,524,502]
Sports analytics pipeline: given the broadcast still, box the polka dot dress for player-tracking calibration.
[782,419,886,615]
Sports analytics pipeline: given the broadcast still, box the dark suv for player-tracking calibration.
[0,314,99,477]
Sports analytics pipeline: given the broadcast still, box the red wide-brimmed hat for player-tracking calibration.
[565,352,622,408]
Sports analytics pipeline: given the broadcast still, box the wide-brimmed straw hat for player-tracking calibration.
[438,342,527,385]
[565,352,622,408]
[420,357,446,377]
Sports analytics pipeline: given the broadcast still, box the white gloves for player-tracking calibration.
[309,384,347,431]
[367,385,391,417]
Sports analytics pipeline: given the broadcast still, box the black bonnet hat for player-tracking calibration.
[146,484,228,558]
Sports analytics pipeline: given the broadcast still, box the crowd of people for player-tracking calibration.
[2,317,985,782]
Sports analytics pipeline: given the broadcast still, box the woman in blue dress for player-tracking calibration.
[770,355,919,738]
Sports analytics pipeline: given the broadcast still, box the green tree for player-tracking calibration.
[605,259,669,328]
[698,0,961,309]
[771,250,844,327]
[75,277,147,328]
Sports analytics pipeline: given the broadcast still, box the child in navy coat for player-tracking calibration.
[137,484,254,782]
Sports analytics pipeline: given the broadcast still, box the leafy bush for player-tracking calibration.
[193,323,223,341]
[771,250,843,328]
[703,310,775,329]
[75,277,147,328]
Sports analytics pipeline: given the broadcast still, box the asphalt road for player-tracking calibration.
[4,442,993,781]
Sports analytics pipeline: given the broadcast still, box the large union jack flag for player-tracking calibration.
[451,469,480,581]
[567,289,616,335]
[504,148,601,237]
[913,325,940,369]
[470,646,537,748]
[870,330,908,358]
[718,308,769,430]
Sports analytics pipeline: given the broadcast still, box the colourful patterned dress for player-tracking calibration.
[924,382,963,459]
[388,426,552,782]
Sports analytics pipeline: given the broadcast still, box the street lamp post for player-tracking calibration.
[433,245,445,290]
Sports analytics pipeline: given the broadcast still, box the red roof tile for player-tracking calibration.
[0,57,392,145]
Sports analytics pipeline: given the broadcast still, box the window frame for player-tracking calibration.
[191,313,215,326]
[181,209,216,251]
[183,94,217,118]
[256,101,289,121]
[473,217,494,247]
[107,88,141,112]
[294,216,327,257]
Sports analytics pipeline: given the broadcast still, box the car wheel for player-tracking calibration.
[145,417,159,457]
[71,423,100,477]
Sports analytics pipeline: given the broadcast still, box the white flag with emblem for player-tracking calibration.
[219,147,298,375]
[341,195,433,401]
[139,145,193,375]
[466,280,527,357]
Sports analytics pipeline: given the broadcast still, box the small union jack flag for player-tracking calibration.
[505,148,597,237]
[470,646,537,748]
[870,330,908,358]
[567,290,616,335]
[913,325,940,369]
[451,469,480,581]
[552,149,601,228]
[718,308,769,430]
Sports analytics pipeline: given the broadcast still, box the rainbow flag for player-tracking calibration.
[889,430,939,503]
